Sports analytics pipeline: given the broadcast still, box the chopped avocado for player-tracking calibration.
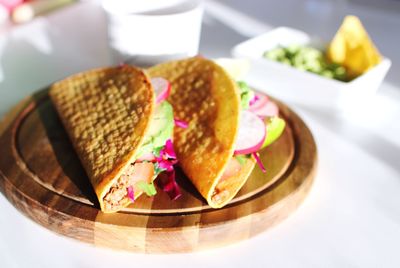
[136,101,174,158]
[261,117,286,149]
[263,45,348,81]
[237,81,254,110]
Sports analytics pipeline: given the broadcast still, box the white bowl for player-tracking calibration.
[232,27,392,111]
[102,0,203,66]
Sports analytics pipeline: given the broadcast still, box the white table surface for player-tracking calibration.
[1,0,400,267]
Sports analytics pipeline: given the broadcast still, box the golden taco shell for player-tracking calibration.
[148,57,255,208]
[50,66,154,213]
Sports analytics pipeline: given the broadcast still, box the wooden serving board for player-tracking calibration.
[0,88,317,253]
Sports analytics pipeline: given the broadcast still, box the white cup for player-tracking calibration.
[102,0,203,67]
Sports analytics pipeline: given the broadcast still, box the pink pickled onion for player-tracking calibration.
[154,139,182,200]
[252,152,266,173]
[248,94,269,111]
[249,94,260,106]
[162,139,176,159]
[158,160,175,171]
[127,186,135,202]
[174,118,188,129]
[162,170,182,200]
[155,139,177,171]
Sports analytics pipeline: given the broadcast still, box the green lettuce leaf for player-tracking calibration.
[137,181,157,196]
[237,81,255,110]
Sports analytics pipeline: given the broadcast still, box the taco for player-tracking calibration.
[148,57,286,208]
[148,58,254,208]
[50,65,177,213]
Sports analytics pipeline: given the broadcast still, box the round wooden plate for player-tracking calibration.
[0,88,317,253]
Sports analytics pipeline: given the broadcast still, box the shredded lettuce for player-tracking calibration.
[152,146,164,157]
[237,81,255,110]
[236,154,250,166]
[137,181,157,196]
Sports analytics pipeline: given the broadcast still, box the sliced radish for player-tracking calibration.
[248,94,269,111]
[151,77,171,104]
[234,111,266,155]
[252,100,279,118]
[174,118,188,129]
[0,0,24,12]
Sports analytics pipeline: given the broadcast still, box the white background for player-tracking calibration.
[1,0,400,267]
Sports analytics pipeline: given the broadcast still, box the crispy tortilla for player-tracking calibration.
[148,57,255,208]
[50,66,154,212]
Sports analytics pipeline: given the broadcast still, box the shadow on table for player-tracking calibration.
[303,106,400,177]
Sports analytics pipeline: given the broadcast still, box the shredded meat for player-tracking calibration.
[211,157,241,205]
[103,164,136,210]
[211,189,229,204]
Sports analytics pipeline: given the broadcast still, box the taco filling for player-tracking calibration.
[210,80,285,206]
[211,157,244,204]
[102,100,176,211]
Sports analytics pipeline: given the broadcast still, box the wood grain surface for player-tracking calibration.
[0,88,317,253]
